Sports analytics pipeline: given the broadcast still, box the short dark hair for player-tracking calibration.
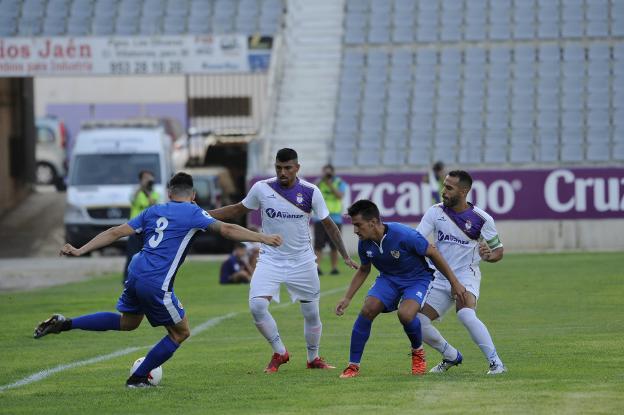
[233,242,247,250]
[138,170,153,180]
[323,164,334,171]
[447,170,473,189]
[168,172,194,196]
[432,161,445,173]
[276,148,298,163]
[347,199,380,221]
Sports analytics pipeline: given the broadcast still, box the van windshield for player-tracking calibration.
[70,154,161,185]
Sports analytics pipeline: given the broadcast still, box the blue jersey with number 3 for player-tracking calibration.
[127,201,216,291]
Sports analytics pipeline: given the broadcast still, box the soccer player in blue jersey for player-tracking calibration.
[335,200,467,378]
[33,172,282,387]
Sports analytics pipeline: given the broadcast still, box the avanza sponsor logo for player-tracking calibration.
[437,231,470,245]
[265,208,304,219]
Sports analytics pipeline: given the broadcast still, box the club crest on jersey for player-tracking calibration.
[465,220,472,230]
[390,250,400,259]
[296,193,304,205]
[366,250,373,258]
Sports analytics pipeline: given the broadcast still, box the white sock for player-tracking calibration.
[300,301,322,362]
[457,308,502,365]
[417,313,458,361]
[249,297,286,355]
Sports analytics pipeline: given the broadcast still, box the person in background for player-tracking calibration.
[314,164,348,275]
[220,242,253,284]
[124,170,160,282]
[422,161,446,204]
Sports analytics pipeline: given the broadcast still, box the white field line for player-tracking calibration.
[0,347,144,392]
[0,286,346,392]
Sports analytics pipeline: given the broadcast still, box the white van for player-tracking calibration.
[35,116,68,189]
[64,120,173,250]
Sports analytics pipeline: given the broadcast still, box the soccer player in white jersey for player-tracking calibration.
[209,148,358,373]
[416,170,507,375]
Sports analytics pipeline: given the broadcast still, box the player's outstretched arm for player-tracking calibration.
[320,217,359,269]
[479,242,504,263]
[209,221,282,246]
[208,203,250,222]
[335,263,371,316]
[425,244,467,303]
[60,224,135,257]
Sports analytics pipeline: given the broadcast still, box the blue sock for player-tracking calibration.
[403,317,423,349]
[349,314,373,364]
[71,312,121,331]
[133,336,180,377]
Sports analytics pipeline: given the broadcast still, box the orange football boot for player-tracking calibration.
[339,363,360,378]
[411,348,427,375]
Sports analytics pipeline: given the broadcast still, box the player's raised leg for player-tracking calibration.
[339,296,383,378]
[249,296,289,373]
[34,312,144,338]
[397,299,427,375]
[127,315,190,388]
[456,293,505,374]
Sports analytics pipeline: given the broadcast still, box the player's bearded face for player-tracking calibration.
[442,177,461,207]
[275,160,299,187]
[442,192,459,207]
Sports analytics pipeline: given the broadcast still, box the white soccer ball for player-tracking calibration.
[130,357,163,386]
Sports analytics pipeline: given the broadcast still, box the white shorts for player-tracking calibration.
[424,270,481,319]
[249,255,320,303]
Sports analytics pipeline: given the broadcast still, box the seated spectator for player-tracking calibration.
[219,243,252,284]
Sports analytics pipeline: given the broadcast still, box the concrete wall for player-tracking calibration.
[34,75,187,115]
[0,78,35,214]
[335,220,624,255]
[34,74,268,135]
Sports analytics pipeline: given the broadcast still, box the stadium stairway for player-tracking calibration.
[265,0,344,175]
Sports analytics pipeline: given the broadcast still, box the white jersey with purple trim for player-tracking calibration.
[416,203,503,281]
[242,177,330,261]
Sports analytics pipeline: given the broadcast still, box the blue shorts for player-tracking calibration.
[116,275,185,327]
[367,276,432,313]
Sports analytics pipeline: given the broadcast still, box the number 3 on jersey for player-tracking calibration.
[149,217,169,248]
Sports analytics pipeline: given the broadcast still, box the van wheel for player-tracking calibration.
[36,162,56,185]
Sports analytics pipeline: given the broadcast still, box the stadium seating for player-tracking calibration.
[334,0,623,167]
[0,0,284,36]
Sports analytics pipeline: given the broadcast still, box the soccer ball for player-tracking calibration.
[130,357,163,386]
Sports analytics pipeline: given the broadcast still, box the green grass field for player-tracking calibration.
[1,253,623,414]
